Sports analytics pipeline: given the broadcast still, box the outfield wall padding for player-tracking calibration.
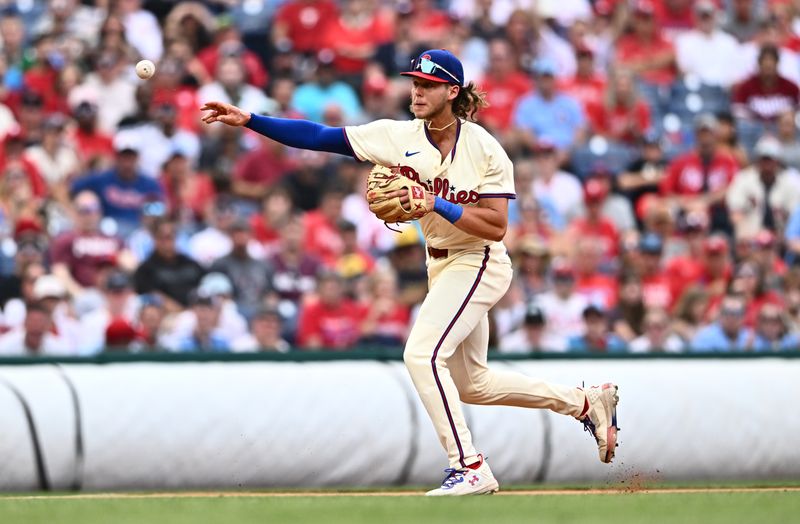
[0,358,798,491]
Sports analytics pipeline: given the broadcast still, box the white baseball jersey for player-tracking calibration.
[344,119,516,249]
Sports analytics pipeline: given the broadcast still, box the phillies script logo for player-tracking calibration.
[398,166,479,204]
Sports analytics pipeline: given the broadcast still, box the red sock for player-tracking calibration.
[579,395,589,418]
[466,456,483,470]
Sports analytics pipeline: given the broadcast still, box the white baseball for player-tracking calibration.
[135,60,155,80]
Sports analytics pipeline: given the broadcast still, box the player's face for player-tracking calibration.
[410,78,453,119]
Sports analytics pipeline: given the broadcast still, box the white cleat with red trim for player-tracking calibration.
[425,456,499,496]
[580,383,620,463]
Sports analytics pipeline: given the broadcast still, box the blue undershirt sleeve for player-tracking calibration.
[244,113,354,158]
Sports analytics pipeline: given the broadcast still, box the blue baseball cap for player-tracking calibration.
[532,57,558,76]
[401,49,464,87]
[639,232,664,254]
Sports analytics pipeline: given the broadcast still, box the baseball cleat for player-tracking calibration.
[425,456,499,496]
[580,383,619,463]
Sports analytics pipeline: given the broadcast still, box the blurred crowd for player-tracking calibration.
[1,0,800,356]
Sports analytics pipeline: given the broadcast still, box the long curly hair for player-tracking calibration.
[452,82,489,121]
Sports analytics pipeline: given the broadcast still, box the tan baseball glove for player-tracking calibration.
[366,165,430,226]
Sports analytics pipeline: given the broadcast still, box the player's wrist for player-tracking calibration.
[243,112,254,127]
[433,196,463,224]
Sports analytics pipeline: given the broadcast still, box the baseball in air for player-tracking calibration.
[135,60,155,80]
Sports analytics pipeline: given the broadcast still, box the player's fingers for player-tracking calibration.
[201,101,224,112]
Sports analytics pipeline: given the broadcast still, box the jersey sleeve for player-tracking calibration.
[343,119,398,165]
[476,139,516,199]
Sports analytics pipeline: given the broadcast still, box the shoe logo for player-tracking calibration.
[405,151,420,157]
[468,475,479,486]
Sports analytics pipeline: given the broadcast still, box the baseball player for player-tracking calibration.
[201,49,619,496]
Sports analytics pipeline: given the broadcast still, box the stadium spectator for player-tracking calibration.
[197,17,268,89]
[672,286,712,343]
[567,304,627,353]
[271,0,338,54]
[303,187,347,267]
[104,317,144,352]
[659,113,739,232]
[136,293,167,350]
[70,135,164,237]
[499,302,561,353]
[573,237,618,309]
[269,214,322,338]
[530,141,584,223]
[749,230,788,286]
[80,270,138,354]
[29,274,81,353]
[134,218,204,309]
[291,53,363,124]
[197,55,275,117]
[1,262,46,328]
[122,97,201,179]
[250,186,293,254]
[725,261,784,328]
[358,267,409,348]
[477,38,533,136]
[0,126,47,199]
[675,0,741,88]
[567,177,620,267]
[231,138,293,207]
[635,233,674,310]
[629,308,685,353]
[210,220,275,319]
[585,68,651,144]
[320,0,393,78]
[534,261,588,352]
[559,44,606,115]
[118,0,163,62]
[512,236,552,301]
[618,133,668,223]
[751,302,799,351]
[158,152,215,223]
[231,305,290,353]
[784,205,800,265]
[715,112,750,168]
[163,2,215,54]
[49,191,124,295]
[405,0,452,47]
[167,272,248,349]
[732,44,800,123]
[726,136,800,240]
[513,58,586,156]
[334,219,375,282]
[722,0,763,42]
[67,101,115,172]
[0,301,71,356]
[173,293,230,352]
[72,50,136,134]
[296,270,365,350]
[24,113,80,188]
[610,274,646,343]
[776,110,800,170]
[615,0,677,88]
[187,199,240,267]
[691,294,753,351]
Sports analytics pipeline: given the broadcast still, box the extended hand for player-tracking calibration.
[200,101,251,127]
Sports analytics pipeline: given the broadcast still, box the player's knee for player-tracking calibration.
[402,344,428,371]
[458,375,492,404]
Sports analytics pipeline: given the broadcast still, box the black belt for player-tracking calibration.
[427,246,449,259]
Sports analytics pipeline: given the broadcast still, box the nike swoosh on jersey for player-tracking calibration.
[405,151,420,157]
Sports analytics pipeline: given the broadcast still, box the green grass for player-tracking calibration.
[1,489,798,524]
